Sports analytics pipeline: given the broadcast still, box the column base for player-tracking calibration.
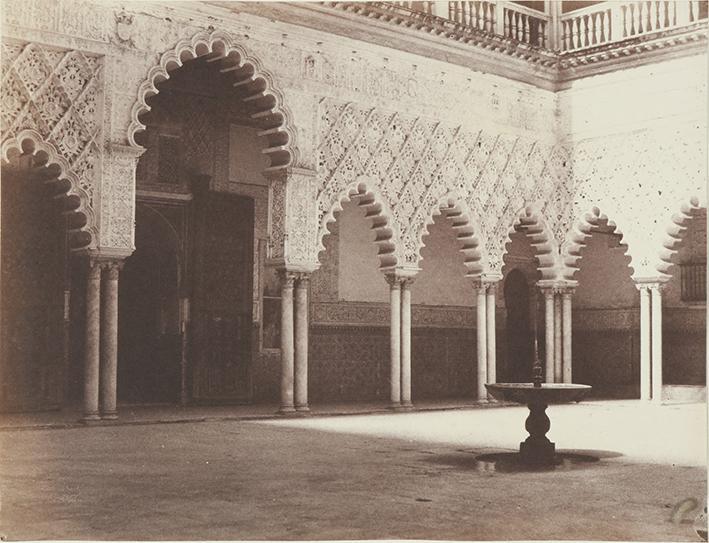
[397,402,414,411]
[295,405,310,413]
[277,405,298,416]
[101,412,118,420]
[80,413,101,424]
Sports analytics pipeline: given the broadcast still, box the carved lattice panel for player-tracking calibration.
[1,41,103,208]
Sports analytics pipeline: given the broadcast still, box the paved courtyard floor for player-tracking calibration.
[0,401,706,541]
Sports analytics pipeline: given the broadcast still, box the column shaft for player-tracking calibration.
[82,260,101,421]
[99,262,121,419]
[543,290,555,383]
[476,284,487,400]
[651,286,663,403]
[389,279,401,406]
[486,283,497,397]
[400,280,412,407]
[639,286,651,401]
[553,293,562,383]
[279,273,295,413]
[294,275,309,411]
[562,291,573,384]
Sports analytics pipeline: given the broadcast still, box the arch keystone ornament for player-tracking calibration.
[127,29,299,171]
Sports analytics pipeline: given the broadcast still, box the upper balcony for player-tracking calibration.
[350,1,707,52]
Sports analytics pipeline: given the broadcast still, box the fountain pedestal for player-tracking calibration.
[520,400,554,464]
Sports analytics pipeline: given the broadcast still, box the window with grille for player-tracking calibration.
[680,262,706,302]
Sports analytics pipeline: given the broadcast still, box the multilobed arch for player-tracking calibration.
[318,178,401,271]
[1,130,94,250]
[657,196,706,277]
[502,205,559,281]
[416,193,486,276]
[127,30,297,171]
[560,206,633,281]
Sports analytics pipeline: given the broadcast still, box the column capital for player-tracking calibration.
[293,272,311,287]
[385,274,401,289]
[471,278,489,292]
[634,278,667,292]
[98,259,125,278]
[278,269,298,288]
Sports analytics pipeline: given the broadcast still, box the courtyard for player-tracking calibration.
[0,401,705,541]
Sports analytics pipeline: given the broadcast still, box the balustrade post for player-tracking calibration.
[676,1,690,25]
[494,2,505,36]
[430,0,448,19]
[609,2,624,40]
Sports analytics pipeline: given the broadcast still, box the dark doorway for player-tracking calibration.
[504,268,533,382]
[191,191,255,403]
[1,157,68,411]
[118,204,181,404]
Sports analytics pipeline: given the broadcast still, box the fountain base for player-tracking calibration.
[519,400,555,464]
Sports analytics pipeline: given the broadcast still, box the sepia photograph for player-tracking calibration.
[0,0,707,541]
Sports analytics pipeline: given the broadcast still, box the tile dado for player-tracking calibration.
[310,302,475,328]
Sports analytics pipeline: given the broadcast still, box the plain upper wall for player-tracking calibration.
[557,54,707,140]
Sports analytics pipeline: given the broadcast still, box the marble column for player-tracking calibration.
[650,284,663,403]
[543,288,555,383]
[82,259,101,422]
[400,278,413,408]
[553,291,563,383]
[279,271,296,413]
[638,285,651,401]
[485,282,497,398]
[387,276,401,407]
[561,288,574,384]
[476,281,488,401]
[294,273,310,412]
[99,260,122,420]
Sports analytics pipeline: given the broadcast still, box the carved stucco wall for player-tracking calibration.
[2,0,706,276]
[1,40,104,247]
[316,98,571,276]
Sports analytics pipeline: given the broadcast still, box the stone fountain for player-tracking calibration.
[485,340,591,465]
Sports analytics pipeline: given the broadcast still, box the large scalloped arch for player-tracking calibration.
[559,206,634,281]
[501,205,559,281]
[1,129,96,249]
[127,29,298,170]
[415,192,486,277]
[656,196,706,277]
[318,177,402,271]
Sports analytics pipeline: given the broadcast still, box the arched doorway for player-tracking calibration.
[0,150,80,411]
[118,204,181,404]
[128,54,260,406]
[503,268,533,382]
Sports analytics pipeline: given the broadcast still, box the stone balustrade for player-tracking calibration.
[372,1,706,51]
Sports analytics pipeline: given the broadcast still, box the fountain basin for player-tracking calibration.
[485,383,592,404]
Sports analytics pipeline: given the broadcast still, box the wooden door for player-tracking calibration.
[191,191,254,403]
